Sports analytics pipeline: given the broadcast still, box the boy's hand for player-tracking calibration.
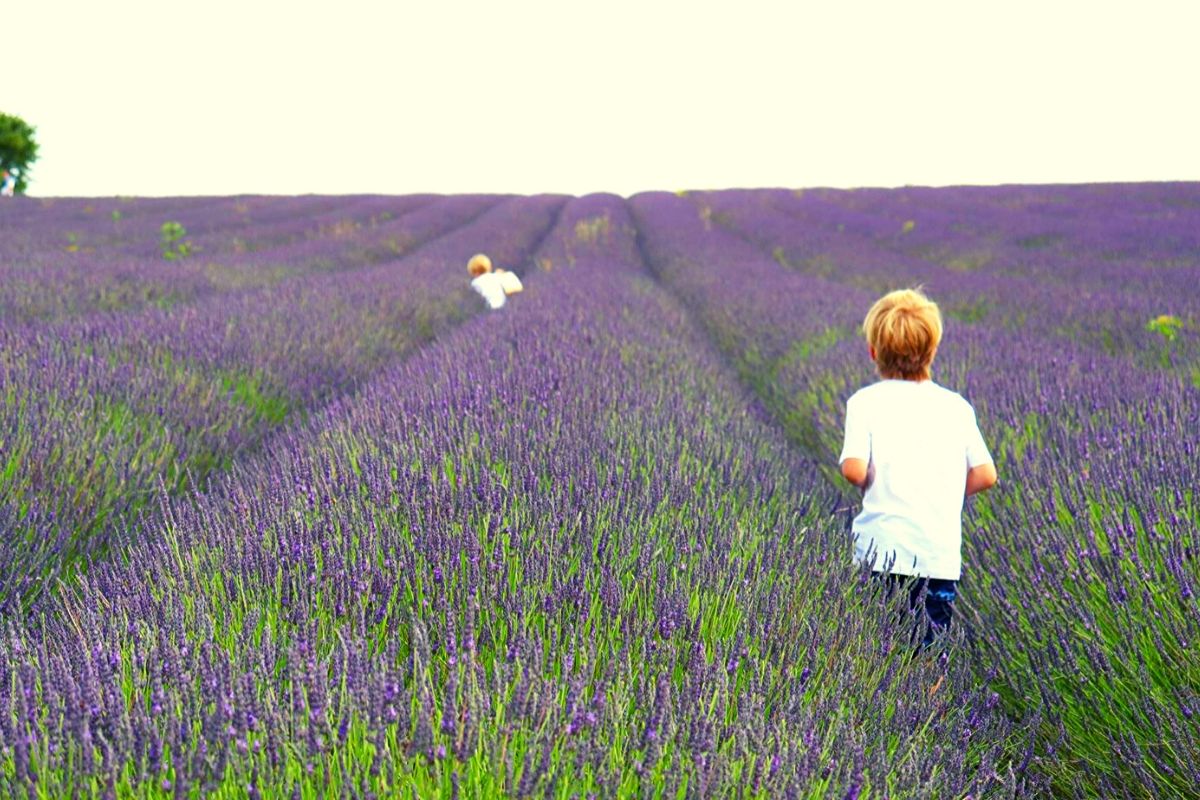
[965,462,998,496]
[840,458,873,491]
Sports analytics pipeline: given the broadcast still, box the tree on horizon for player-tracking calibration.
[1,112,40,194]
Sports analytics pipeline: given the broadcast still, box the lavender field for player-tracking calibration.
[0,186,1197,798]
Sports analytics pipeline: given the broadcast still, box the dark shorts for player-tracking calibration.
[872,572,956,648]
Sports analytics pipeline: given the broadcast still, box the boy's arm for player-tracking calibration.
[838,396,872,490]
[964,405,997,496]
[966,462,997,496]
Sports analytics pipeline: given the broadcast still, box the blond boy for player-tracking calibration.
[467,253,523,310]
[839,288,997,645]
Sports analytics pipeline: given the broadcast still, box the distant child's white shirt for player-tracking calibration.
[839,379,993,580]
[497,270,523,295]
[470,272,507,309]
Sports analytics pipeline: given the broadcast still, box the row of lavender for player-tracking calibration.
[628,187,1200,798]
[695,185,1200,371]
[0,194,487,321]
[0,194,567,608]
[0,195,1036,797]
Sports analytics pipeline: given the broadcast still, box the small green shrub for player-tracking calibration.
[1146,313,1187,367]
[574,214,611,244]
[1145,313,1184,342]
[160,221,193,260]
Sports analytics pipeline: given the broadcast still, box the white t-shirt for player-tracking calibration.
[838,379,993,579]
[497,270,523,295]
[470,272,507,309]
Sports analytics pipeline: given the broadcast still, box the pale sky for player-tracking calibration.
[7,1,1200,197]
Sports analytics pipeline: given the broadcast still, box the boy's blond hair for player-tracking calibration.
[863,288,943,381]
[468,253,492,276]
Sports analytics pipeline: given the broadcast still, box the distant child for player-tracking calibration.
[467,253,523,310]
[0,168,15,197]
[838,288,997,647]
